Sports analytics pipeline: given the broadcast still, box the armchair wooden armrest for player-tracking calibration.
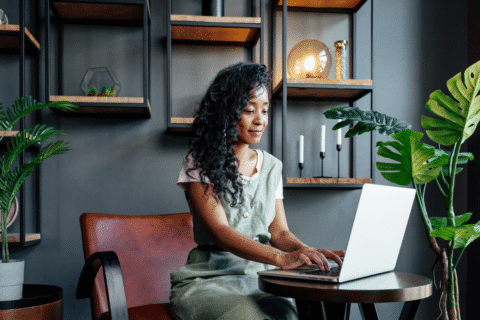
[76,251,129,320]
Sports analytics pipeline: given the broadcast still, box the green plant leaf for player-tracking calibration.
[429,212,472,230]
[376,130,449,185]
[0,96,76,262]
[430,222,480,249]
[0,97,76,136]
[423,146,473,178]
[421,60,480,146]
[324,106,411,138]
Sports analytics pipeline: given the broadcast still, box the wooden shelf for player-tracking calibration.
[273,78,372,101]
[0,130,20,139]
[51,0,150,25]
[171,14,262,46]
[49,95,151,119]
[167,117,194,134]
[275,0,366,12]
[286,177,372,188]
[0,131,41,147]
[0,25,41,53]
[171,117,194,124]
[1,233,41,247]
[1,130,18,147]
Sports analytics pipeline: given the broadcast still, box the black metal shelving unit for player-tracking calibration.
[0,0,42,248]
[45,0,151,119]
[166,0,266,133]
[271,0,374,189]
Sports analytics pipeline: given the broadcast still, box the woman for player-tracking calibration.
[170,62,344,320]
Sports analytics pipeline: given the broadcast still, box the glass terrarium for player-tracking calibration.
[80,67,121,97]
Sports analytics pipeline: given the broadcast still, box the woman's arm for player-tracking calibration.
[269,199,345,271]
[185,181,286,267]
[185,182,344,270]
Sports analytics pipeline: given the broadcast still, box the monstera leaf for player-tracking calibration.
[324,106,411,138]
[424,146,473,178]
[376,130,449,185]
[421,60,480,146]
[442,150,474,178]
[430,212,472,230]
[430,222,480,249]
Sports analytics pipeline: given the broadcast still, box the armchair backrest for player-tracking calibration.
[80,212,196,320]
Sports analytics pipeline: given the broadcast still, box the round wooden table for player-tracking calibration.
[0,284,63,320]
[259,271,432,320]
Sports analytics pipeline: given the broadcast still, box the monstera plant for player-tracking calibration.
[324,60,480,320]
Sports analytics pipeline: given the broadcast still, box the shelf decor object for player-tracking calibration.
[202,0,224,17]
[334,40,348,80]
[287,39,332,79]
[298,135,304,177]
[0,197,19,231]
[46,0,151,119]
[80,67,121,97]
[0,9,8,24]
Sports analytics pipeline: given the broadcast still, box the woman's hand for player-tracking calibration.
[277,247,345,271]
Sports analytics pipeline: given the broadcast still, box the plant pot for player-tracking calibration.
[0,259,24,301]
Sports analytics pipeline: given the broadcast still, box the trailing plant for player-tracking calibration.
[325,60,480,320]
[0,97,76,263]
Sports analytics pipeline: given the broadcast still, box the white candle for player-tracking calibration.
[299,135,304,163]
[337,120,342,145]
[320,125,326,152]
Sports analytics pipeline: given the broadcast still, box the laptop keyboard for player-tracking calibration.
[301,266,341,277]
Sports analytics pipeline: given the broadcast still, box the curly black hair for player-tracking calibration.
[186,62,271,207]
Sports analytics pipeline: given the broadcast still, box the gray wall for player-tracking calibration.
[1,0,469,319]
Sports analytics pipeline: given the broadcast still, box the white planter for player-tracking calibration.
[0,259,24,301]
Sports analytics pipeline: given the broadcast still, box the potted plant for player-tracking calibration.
[324,60,480,319]
[0,97,76,301]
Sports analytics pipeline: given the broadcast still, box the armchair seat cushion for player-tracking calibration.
[99,303,172,320]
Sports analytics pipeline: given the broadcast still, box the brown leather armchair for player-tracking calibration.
[76,212,196,320]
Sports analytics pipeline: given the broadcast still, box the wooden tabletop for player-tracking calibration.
[259,272,432,303]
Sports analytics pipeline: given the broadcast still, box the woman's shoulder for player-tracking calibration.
[258,150,282,166]
[256,150,282,172]
[178,153,211,187]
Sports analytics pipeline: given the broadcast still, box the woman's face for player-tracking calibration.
[236,86,269,146]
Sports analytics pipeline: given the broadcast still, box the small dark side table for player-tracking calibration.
[0,284,63,320]
[259,271,432,320]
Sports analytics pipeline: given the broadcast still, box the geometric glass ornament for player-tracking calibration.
[80,67,121,97]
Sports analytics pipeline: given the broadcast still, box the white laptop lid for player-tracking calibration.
[338,184,416,282]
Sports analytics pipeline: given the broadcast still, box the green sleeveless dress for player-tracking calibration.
[170,151,297,320]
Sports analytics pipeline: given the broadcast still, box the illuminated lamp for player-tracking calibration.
[287,39,332,79]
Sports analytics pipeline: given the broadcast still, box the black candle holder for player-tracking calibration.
[313,151,329,178]
[320,151,326,177]
[299,163,304,178]
[337,144,342,178]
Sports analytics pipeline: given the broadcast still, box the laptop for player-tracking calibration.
[258,183,416,283]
